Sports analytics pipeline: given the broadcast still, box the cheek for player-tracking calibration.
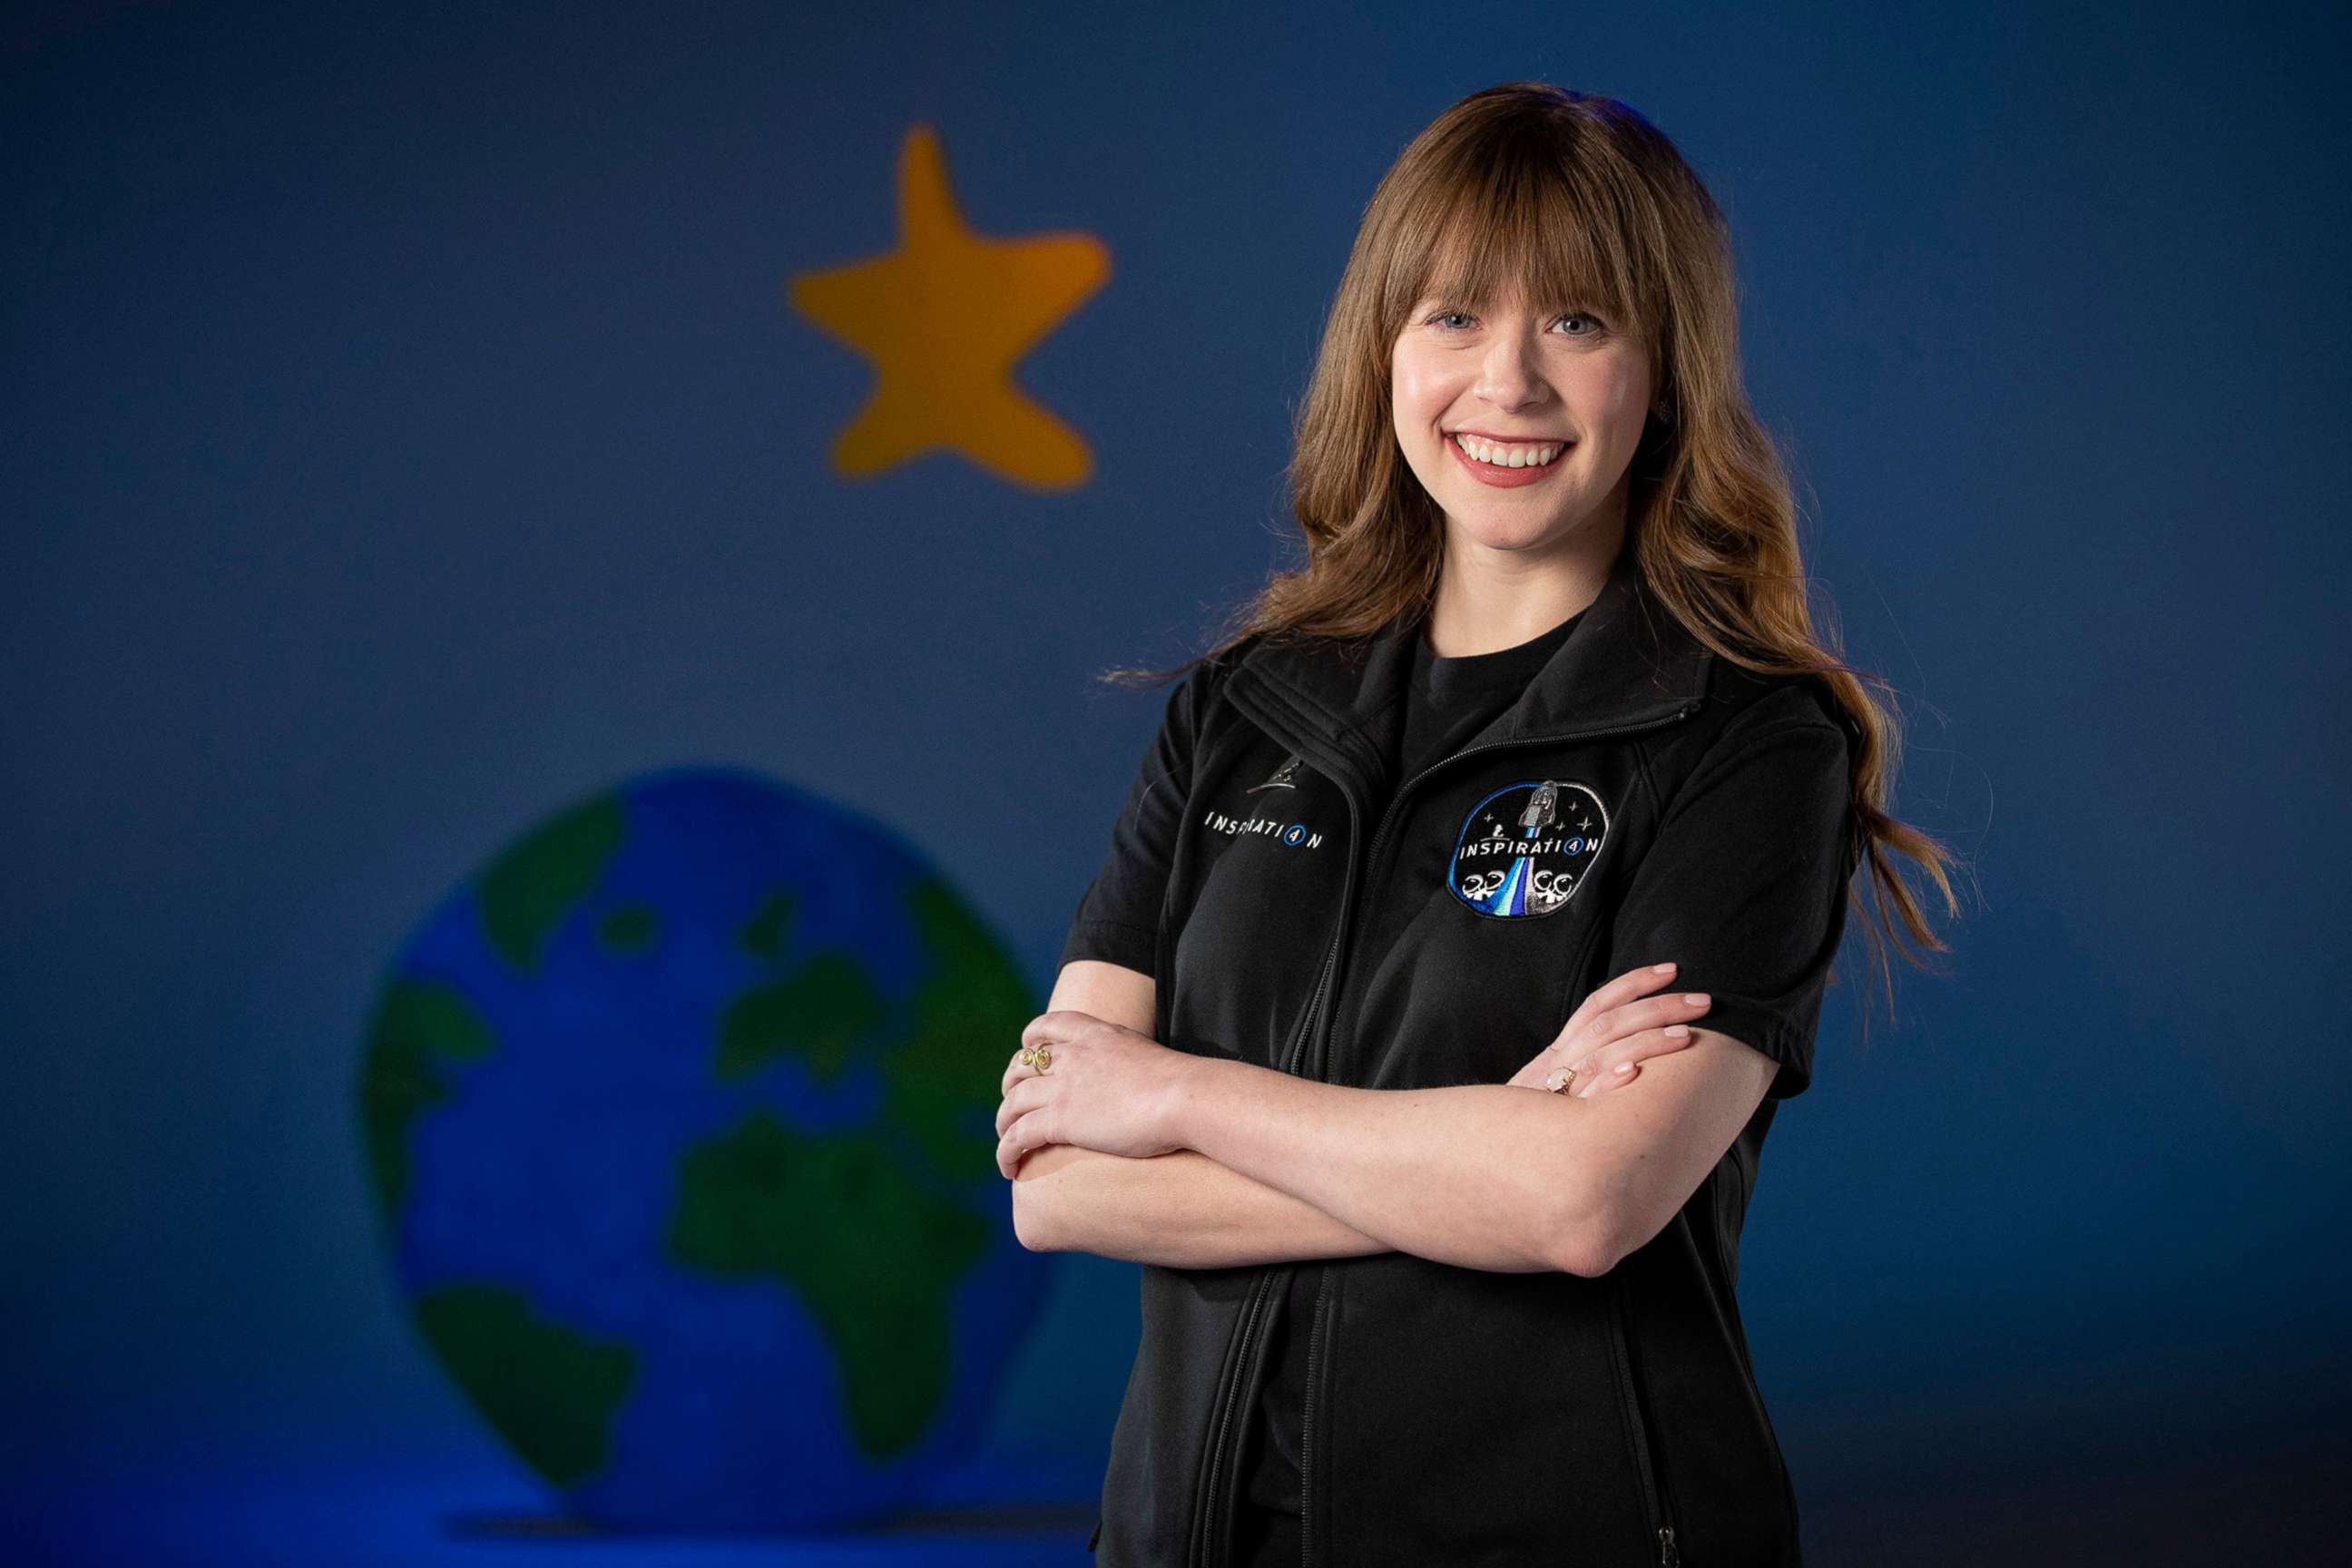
[1389,348,1458,426]
[1592,365,1637,417]
[1576,359,1649,443]
[1389,361,1430,425]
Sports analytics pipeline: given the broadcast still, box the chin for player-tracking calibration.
[1455,515,1563,552]
[1454,487,1575,524]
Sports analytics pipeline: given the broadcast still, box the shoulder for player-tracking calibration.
[1179,627,1282,718]
[1700,662,1850,743]
[1139,629,1277,760]
[1199,627,1271,686]
[1649,660,1854,802]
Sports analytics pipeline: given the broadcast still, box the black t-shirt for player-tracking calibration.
[1236,604,1587,1535]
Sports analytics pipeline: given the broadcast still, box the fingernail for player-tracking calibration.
[1683,994,1710,1007]
[1664,1024,1689,1038]
[1651,962,1676,974]
[1614,1062,1634,1074]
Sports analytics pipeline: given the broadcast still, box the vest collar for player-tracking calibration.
[1223,547,1712,798]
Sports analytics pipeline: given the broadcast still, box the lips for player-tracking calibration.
[1445,432,1571,488]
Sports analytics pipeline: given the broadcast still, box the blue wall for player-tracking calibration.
[5,1,2346,1561]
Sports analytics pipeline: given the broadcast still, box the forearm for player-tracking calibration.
[1012,1142,1392,1269]
[1171,1057,1600,1275]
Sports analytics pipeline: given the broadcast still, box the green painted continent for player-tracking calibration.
[358,979,497,1220]
[477,794,625,976]
[666,1112,993,1459]
[413,1284,636,1487]
[883,875,1037,1183]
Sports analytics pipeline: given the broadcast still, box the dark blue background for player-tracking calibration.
[6,1,2346,1562]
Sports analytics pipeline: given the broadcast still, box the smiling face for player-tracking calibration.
[1390,275,1653,559]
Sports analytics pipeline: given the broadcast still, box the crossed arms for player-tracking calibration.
[1006,958,1779,1278]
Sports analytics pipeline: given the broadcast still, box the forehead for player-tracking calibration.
[1415,276,1555,307]
[1416,236,1622,317]
[1406,152,1650,313]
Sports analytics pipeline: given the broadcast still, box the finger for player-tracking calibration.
[1002,1040,1056,1098]
[1560,961,1681,1040]
[995,1076,1044,1139]
[995,1108,1029,1178]
[1003,1029,1074,1098]
[996,1106,1050,1178]
[1020,1010,1100,1052]
[1578,1059,1641,1099]
[1580,990,1710,1059]
[1562,1022,1693,1083]
[1576,1021,1710,1097]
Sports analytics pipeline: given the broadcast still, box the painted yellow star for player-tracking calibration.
[788,123,1111,488]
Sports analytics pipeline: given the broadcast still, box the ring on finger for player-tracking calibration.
[1544,1063,1579,1093]
[1019,1044,1054,1073]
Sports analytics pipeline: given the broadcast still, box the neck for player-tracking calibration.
[1425,511,1624,659]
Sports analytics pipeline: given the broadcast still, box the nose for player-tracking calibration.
[1472,328,1551,412]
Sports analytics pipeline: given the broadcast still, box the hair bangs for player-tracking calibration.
[1404,147,1647,337]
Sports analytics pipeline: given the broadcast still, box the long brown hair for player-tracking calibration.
[1102,82,1963,1034]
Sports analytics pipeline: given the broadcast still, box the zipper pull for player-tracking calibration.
[1657,1524,1680,1566]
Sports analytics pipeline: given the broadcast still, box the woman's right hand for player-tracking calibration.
[1505,961,1711,1099]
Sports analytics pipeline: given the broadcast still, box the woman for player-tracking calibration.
[996,83,1957,1567]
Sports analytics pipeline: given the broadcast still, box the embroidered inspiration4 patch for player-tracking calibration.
[1448,779,1609,917]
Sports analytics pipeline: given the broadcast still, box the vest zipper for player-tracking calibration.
[1192,1268,1275,1567]
[1191,758,1361,1568]
[1608,1270,1680,1566]
[1194,685,1701,1566]
[1298,1266,1328,1568]
[1185,691,1373,1561]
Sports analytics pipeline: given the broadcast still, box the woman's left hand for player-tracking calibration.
[995,1010,1198,1179]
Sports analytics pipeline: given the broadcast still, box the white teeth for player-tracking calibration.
[1452,434,1563,468]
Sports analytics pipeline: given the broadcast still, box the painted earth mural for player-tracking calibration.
[358,768,1045,1529]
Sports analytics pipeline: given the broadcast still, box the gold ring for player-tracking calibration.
[1544,1064,1579,1093]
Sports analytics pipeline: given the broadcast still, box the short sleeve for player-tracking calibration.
[1602,688,1858,1100]
[1056,665,1213,978]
